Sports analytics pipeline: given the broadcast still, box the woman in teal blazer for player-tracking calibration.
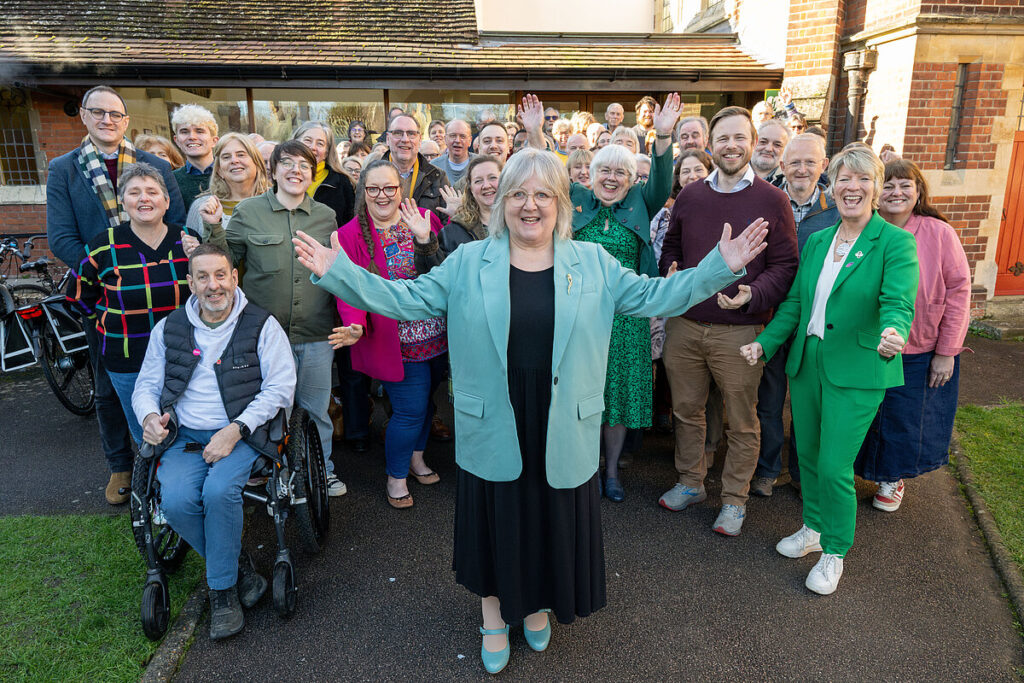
[297,148,769,674]
[741,147,918,596]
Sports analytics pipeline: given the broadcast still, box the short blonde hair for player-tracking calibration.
[589,143,638,186]
[828,146,885,209]
[170,104,218,137]
[134,134,184,169]
[207,132,270,201]
[488,148,573,241]
[552,119,572,136]
[566,148,594,172]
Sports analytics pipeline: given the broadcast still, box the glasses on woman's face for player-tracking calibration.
[277,158,313,172]
[507,189,555,207]
[365,185,400,198]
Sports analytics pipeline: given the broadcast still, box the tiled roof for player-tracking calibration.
[0,2,779,80]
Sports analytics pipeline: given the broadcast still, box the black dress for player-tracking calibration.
[453,265,606,625]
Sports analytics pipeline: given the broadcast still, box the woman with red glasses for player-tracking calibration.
[329,159,446,509]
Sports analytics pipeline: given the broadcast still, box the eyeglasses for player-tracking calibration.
[82,107,126,123]
[596,167,630,181]
[365,185,400,198]
[507,189,555,207]
[389,129,420,139]
[422,153,439,161]
[635,174,650,184]
[277,159,313,172]
[544,115,559,121]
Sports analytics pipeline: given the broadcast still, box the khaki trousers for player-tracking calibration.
[662,318,764,506]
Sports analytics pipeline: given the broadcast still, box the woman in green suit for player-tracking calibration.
[297,148,769,674]
[740,146,918,595]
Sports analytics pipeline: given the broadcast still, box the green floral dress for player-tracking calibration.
[575,205,652,428]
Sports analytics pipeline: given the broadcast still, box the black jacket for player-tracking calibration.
[383,151,449,212]
[413,218,486,274]
[313,168,356,227]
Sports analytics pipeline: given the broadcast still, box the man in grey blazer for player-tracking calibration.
[46,85,186,504]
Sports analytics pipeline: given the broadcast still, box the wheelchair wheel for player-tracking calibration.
[141,581,170,640]
[130,456,189,571]
[272,561,297,618]
[288,407,330,553]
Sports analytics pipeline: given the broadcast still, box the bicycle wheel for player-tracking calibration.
[10,283,49,307]
[38,320,95,415]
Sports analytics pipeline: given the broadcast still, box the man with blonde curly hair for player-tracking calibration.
[172,103,219,208]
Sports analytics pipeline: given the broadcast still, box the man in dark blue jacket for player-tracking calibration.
[752,133,839,497]
[46,85,186,504]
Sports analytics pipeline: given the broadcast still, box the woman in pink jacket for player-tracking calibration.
[855,159,971,512]
[331,159,446,509]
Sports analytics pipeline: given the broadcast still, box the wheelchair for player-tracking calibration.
[130,406,330,640]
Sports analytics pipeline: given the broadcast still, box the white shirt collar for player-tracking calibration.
[704,165,756,194]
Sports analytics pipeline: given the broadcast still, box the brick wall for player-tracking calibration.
[903,62,1007,171]
[785,0,844,78]
[933,194,991,277]
[844,0,919,37]
[920,2,1024,18]
[2,92,86,243]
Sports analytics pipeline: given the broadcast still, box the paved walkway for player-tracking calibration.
[2,344,1022,680]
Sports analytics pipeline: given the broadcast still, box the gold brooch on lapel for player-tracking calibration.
[855,251,864,259]
[575,206,582,213]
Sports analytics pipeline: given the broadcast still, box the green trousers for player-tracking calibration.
[789,336,884,556]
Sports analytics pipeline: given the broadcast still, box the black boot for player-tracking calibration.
[237,551,268,609]
[208,586,244,640]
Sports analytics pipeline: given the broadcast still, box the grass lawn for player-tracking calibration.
[955,402,1024,569]
[0,513,204,682]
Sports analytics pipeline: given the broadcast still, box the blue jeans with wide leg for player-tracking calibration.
[380,355,447,479]
[157,427,260,590]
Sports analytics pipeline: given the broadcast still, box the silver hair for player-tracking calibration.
[609,126,640,152]
[292,121,343,173]
[589,143,638,187]
[488,148,573,241]
[782,132,827,160]
[117,162,169,200]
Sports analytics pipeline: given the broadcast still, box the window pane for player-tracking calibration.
[117,87,248,141]
[0,88,41,186]
[387,90,514,134]
[251,88,385,142]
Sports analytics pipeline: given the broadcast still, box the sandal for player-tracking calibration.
[387,492,414,509]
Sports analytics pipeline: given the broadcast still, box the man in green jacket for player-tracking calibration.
[226,139,346,497]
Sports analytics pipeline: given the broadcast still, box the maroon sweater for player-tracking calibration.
[659,174,798,325]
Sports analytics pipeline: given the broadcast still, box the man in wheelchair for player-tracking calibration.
[132,243,295,640]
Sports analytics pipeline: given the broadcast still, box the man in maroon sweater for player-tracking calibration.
[657,106,799,536]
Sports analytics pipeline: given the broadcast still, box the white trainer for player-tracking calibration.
[327,474,348,497]
[873,479,905,512]
[805,553,844,595]
[775,524,823,558]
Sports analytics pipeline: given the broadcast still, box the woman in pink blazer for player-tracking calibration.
[855,159,971,512]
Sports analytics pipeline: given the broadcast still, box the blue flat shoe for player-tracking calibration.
[605,477,625,503]
[524,609,552,652]
[480,624,510,674]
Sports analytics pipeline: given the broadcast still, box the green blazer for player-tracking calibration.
[314,232,741,488]
[756,212,918,390]
[570,145,673,278]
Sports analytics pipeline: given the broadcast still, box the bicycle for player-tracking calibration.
[1,250,95,415]
[0,235,54,305]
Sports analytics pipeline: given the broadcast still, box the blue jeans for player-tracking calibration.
[157,427,260,590]
[380,355,447,480]
[293,341,335,478]
[84,324,134,473]
[754,339,799,481]
[107,369,144,446]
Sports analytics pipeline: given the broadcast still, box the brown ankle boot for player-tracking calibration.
[105,470,132,505]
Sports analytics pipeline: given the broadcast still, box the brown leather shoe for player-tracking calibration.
[411,470,440,485]
[429,416,452,442]
[105,470,132,505]
[387,492,414,509]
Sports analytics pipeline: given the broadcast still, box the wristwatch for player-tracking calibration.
[232,419,251,438]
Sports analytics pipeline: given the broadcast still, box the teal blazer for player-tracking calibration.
[570,145,673,278]
[756,212,919,390]
[314,232,741,488]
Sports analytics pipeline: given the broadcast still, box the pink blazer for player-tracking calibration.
[902,214,971,356]
[335,209,444,381]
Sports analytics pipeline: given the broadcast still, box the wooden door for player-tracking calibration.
[995,131,1024,295]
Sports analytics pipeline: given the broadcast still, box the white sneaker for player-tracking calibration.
[805,553,844,595]
[712,504,745,536]
[327,474,347,497]
[776,524,823,558]
[873,479,905,512]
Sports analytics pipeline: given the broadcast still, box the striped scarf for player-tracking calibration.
[76,136,137,228]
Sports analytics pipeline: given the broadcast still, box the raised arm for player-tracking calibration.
[519,95,549,152]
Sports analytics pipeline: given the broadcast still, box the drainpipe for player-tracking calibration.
[843,49,878,146]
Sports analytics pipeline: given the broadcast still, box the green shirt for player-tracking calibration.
[226,190,338,343]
